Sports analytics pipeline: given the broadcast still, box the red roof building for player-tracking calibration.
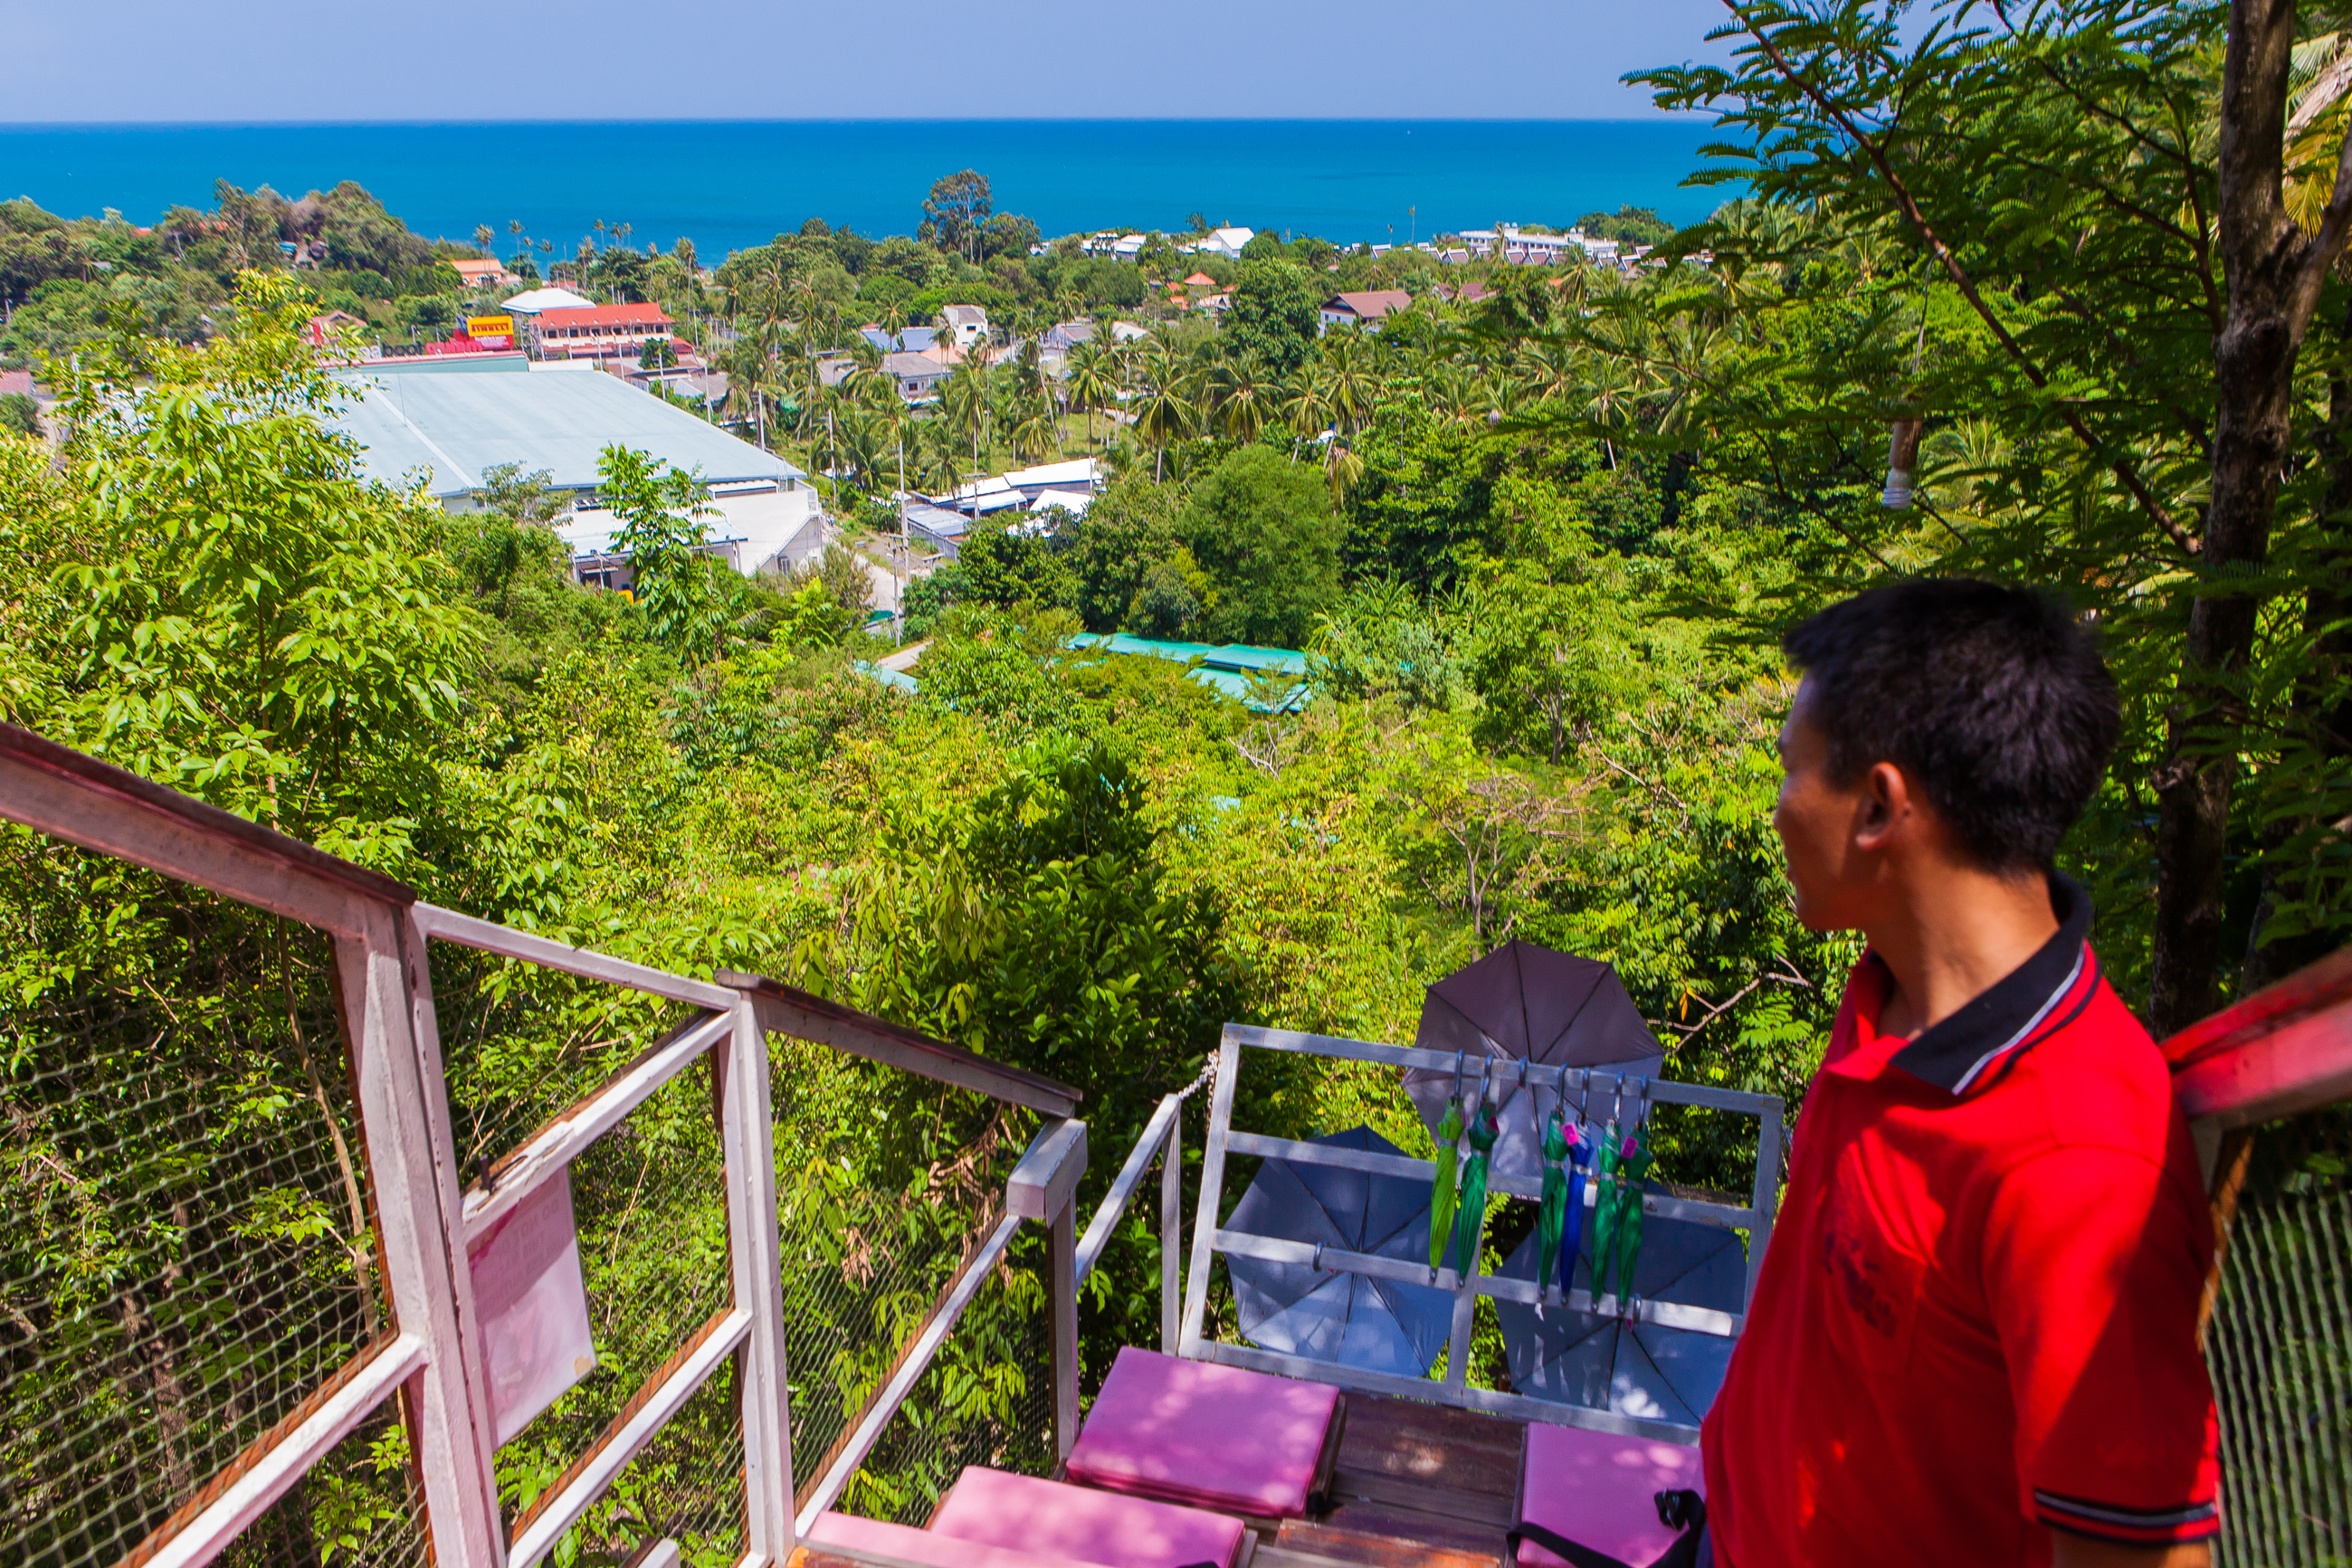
[530,303,675,359]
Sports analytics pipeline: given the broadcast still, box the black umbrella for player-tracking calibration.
[1405,941,1663,1182]
[1490,1198,1745,1427]
[1224,1126,1455,1377]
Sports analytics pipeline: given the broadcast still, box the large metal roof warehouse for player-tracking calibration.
[327,358,822,578]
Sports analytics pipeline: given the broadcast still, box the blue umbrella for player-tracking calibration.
[1225,1126,1455,1377]
[1491,1196,1744,1427]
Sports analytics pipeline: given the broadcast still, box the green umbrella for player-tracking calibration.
[1448,1105,1500,1275]
[1428,1095,1463,1270]
[1589,1117,1627,1302]
[1611,1128,1656,1306]
[1538,1112,1571,1289]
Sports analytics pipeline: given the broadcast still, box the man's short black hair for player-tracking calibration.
[1781,579,2119,873]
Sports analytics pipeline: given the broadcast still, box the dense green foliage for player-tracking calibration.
[8,1,2352,1548]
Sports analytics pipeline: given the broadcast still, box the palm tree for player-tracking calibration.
[1322,335,1377,438]
[1131,352,1196,481]
[1583,358,1640,469]
[1323,440,1365,508]
[1012,397,1059,462]
[1065,342,1116,451]
[1206,354,1271,444]
[1281,372,1333,451]
[942,362,990,481]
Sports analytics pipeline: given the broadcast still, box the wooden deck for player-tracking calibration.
[1264,1393,1528,1568]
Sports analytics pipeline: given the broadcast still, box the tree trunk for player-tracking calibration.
[2151,0,2305,1035]
[2246,295,2352,990]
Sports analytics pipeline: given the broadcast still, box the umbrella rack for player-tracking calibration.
[1176,1022,1785,1444]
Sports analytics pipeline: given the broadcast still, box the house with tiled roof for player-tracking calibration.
[1319,290,1415,332]
[529,303,675,361]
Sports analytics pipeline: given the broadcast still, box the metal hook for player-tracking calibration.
[1610,1074,1624,1127]
[1451,1050,1464,1100]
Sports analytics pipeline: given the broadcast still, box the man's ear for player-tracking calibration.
[1852,761,1911,851]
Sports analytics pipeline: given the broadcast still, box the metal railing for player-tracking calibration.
[2165,946,2352,1568]
[1125,1022,1786,1445]
[0,722,1088,1568]
[14,709,2351,1568]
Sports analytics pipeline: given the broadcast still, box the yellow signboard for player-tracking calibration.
[467,315,516,339]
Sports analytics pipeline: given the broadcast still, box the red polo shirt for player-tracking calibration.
[1700,877,2221,1565]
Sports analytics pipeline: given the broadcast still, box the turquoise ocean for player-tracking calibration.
[0,120,1722,261]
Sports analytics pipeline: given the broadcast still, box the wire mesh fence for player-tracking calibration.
[0,828,396,1568]
[511,1367,747,1568]
[423,943,746,1554]
[838,1244,1054,1525]
[767,1034,1049,1522]
[426,944,700,1186]
[224,1397,433,1568]
[2208,1107,2352,1568]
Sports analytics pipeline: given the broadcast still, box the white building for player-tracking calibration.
[327,357,824,580]
[496,286,600,315]
[938,304,991,349]
[1187,226,1256,260]
[1457,226,1620,267]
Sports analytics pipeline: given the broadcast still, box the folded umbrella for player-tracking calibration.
[1405,941,1662,1183]
[1224,1126,1455,1377]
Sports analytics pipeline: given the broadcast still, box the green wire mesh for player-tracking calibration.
[768,1034,1054,1524]
[0,832,403,1568]
[2208,1108,2352,1568]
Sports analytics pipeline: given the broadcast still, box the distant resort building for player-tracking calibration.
[497,286,599,316]
[1186,226,1255,260]
[325,356,822,584]
[937,457,1101,518]
[896,457,1105,559]
[452,259,521,290]
[1319,290,1414,331]
[881,351,950,401]
[529,303,677,360]
[939,304,990,349]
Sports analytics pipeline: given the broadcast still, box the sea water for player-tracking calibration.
[0,119,1722,261]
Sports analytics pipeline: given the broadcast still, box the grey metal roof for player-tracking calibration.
[327,364,805,498]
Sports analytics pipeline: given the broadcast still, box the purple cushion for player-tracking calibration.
[1066,1346,1339,1518]
[928,1467,1249,1568]
[1518,1421,1705,1568]
[805,1511,1111,1568]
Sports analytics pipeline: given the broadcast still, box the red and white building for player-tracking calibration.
[528,303,676,360]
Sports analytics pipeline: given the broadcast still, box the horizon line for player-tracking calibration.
[0,114,1709,132]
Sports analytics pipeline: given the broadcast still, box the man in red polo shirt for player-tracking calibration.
[1699,581,2221,1567]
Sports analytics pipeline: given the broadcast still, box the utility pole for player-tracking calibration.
[895,433,908,643]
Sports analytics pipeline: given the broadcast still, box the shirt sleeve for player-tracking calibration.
[1981,1145,2222,1545]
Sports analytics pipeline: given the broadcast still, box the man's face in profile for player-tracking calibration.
[1774,678,1870,933]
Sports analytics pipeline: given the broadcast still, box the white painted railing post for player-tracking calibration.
[1161,1108,1183,1355]
[719,992,795,1563]
[1008,1119,1087,1462]
[336,905,508,1568]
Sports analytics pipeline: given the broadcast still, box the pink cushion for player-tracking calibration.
[1066,1346,1340,1518]
[1518,1422,1705,1568]
[928,1467,1249,1568]
[805,1511,1110,1568]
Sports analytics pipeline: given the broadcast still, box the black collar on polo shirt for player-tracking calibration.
[1887,872,2099,1097]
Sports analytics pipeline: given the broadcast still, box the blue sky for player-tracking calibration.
[0,0,1736,122]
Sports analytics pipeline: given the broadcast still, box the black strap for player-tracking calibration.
[1509,1489,1706,1568]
